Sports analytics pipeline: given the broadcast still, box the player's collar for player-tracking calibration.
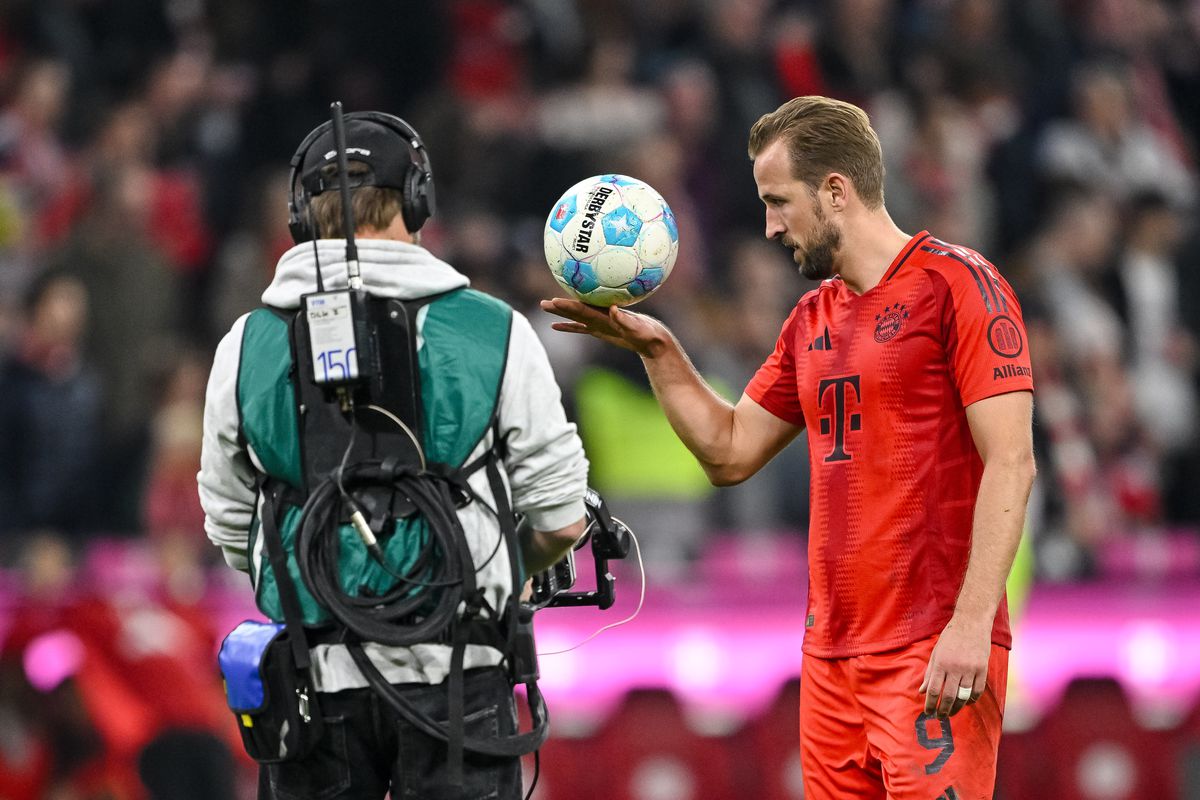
[883,231,931,283]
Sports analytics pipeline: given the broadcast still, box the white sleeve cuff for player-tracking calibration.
[221,546,250,572]
[522,499,586,534]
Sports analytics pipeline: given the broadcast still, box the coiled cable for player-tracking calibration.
[295,460,478,646]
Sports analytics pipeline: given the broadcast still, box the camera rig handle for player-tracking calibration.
[528,488,632,610]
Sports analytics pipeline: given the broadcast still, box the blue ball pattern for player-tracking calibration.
[598,173,639,187]
[661,208,679,242]
[601,206,642,247]
[627,267,665,296]
[562,259,600,293]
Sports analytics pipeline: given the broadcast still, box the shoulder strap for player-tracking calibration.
[343,423,549,783]
[258,479,313,670]
[346,642,548,758]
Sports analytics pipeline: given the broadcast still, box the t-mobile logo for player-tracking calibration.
[817,375,862,463]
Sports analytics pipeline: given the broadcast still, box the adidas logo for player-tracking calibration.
[806,326,833,351]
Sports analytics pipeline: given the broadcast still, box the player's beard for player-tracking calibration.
[787,204,841,281]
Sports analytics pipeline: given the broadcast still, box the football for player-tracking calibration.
[543,174,678,307]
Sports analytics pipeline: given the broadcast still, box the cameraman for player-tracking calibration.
[198,112,588,799]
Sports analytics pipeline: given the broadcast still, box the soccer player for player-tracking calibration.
[541,96,1035,798]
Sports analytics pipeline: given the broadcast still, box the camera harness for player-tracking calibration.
[258,105,547,786]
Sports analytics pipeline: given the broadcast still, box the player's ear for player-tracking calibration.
[826,173,848,212]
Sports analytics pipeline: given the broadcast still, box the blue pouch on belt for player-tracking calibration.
[218,620,324,763]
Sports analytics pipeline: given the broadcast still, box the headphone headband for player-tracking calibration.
[287,110,435,243]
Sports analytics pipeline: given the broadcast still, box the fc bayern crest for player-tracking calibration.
[873,304,908,343]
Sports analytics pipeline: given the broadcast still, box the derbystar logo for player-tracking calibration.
[571,186,613,254]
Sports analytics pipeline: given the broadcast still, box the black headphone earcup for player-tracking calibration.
[403,164,431,232]
[288,198,313,243]
[419,171,435,222]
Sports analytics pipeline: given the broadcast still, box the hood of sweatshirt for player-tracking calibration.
[262,239,470,309]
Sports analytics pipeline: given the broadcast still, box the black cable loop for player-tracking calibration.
[295,460,479,646]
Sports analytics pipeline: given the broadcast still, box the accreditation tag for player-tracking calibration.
[304,290,360,384]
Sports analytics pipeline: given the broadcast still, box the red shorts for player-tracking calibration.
[799,635,1008,800]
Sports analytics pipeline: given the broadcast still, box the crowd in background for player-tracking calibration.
[2,0,1198,578]
[0,0,1197,565]
[0,0,1198,796]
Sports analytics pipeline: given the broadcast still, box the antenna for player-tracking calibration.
[300,101,376,395]
[330,101,362,290]
[309,203,324,293]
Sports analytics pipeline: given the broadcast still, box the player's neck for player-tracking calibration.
[834,208,912,295]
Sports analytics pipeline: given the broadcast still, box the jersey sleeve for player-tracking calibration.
[745,305,806,427]
[939,260,1034,407]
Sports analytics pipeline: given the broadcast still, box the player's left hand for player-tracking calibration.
[919,617,990,718]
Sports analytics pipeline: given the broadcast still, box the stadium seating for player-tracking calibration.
[731,677,803,800]
[1004,678,1174,799]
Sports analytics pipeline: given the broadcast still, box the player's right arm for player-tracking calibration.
[540,299,802,485]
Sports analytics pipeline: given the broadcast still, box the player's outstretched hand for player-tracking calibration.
[540,298,668,357]
[918,617,990,718]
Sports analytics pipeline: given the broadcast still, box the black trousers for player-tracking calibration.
[258,667,523,800]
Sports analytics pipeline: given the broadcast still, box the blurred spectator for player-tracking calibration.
[616,132,711,294]
[1077,0,1195,158]
[0,0,1192,586]
[0,534,137,799]
[0,271,101,555]
[50,162,181,532]
[1113,192,1200,526]
[1024,188,1123,366]
[0,59,73,318]
[207,167,292,337]
[537,37,666,152]
[141,350,211,566]
[876,93,997,251]
[2,533,241,800]
[0,59,72,221]
[0,2,1195,792]
[700,236,812,532]
[1115,193,1197,454]
[815,0,895,104]
[1022,189,1176,576]
[1037,60,1195,209]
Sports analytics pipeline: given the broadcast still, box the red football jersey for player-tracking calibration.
[746,232,1033,658]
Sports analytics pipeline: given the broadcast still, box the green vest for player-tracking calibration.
[236,288,513,625]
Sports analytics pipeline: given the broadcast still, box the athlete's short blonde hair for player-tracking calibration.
[747,96,885,209]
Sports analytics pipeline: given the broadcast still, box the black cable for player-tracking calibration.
[295,459,481,646]
[524,750,540,800]
[335,419,357,503]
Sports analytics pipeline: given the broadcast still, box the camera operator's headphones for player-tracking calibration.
[287,110,436,243]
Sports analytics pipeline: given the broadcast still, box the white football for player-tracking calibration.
[543,174,678,307]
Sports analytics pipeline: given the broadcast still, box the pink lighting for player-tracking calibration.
[670,630,725,693]
[1122,621,1172,687]
[530,579,1200,731]
[194,538,1200,731]
[23,628,85,693]
[1009,583,1200,725]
